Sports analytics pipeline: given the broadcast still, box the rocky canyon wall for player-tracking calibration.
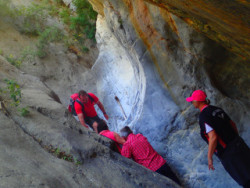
[0,0,249,187]
[88,0,250,187]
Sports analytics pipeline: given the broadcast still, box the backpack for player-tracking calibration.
[68,93,94,116]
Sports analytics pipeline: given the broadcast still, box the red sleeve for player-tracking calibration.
[75,101,83,115]
[121,143,132,158]
[88,93,99,103]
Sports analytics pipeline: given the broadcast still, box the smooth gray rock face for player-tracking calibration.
[0,113,94,188]
[0,0,249,187]
[0,57,180,188]
[91,1,250,188]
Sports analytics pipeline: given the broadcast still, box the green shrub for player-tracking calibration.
[4,79,21,106]
[73,0,97,19]
[71,0,97,41]
[0,0,46,35]
[5,47,36,68]
[59,8,71,24]
[14,0,61,35]
[18,107,30,116]
[74,158,83,165]
[36,26,64,58]
[20,46,37,62]
[2,79,30,117]
[81,46,89,53]
[84,23,96,40]
[52,147,74,162]
[6,54,22,68]
[15,3,48,36]
[55,148,61,156]
[0,0,42,35]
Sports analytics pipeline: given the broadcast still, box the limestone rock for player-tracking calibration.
[89,0,249,187]
[0,0,249,187]
[0,57,180,188]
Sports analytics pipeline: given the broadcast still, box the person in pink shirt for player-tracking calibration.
[120,126,181,185]
[97,121,125,153]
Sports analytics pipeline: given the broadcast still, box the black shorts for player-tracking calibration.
[219,136,250,187]
[84,116,102,129]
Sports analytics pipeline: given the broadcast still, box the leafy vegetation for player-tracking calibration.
[5,47,37,68]
[4,79,21,106]
[18,107,30,117]
[1,0,97,60]
[71,0,97,41]
[59,8,71,24]
[1,79,29,116]
[15,2,48,35]
[48,146,82,165]
[20,46,37,63]
[36,26,64,58]
[81,46,89,53]
[6,54,22,68]
[58,0,98,52]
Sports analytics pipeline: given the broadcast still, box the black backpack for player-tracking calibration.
[70,94,94,116]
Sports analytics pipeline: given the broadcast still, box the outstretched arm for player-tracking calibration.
[77,113,88,129]
[113,132,126,144]
[96,101,109,120]
[207,130,218,170]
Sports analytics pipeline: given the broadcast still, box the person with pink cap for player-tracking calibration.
[186,90,250,188]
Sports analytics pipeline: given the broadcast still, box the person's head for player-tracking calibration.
[97,120,109,134]
[78,90,88,103]
[186,90,210,109]
[120,126,133,140]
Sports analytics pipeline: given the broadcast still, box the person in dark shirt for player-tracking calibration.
[186,90,250,188]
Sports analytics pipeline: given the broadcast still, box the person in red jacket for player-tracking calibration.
[120,126,181,185]
[97,121,125,153]
[186,90,250,188]
[73,90,109,133]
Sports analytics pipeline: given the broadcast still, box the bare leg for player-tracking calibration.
[93,121,98,133]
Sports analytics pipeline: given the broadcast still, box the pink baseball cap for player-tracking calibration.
[186,90,207,102]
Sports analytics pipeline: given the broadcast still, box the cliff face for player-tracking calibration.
[0,0,180,187]
[0,0,249,187]
[0,55,178,188]
[90,0,250,59]
[89,0,249,187]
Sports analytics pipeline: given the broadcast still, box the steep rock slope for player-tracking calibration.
[0,0,249,188]
[0,56,180,188]
[0,1,180,187]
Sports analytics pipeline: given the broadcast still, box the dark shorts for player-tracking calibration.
[219,136,250,187]
[85,116,102,129]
